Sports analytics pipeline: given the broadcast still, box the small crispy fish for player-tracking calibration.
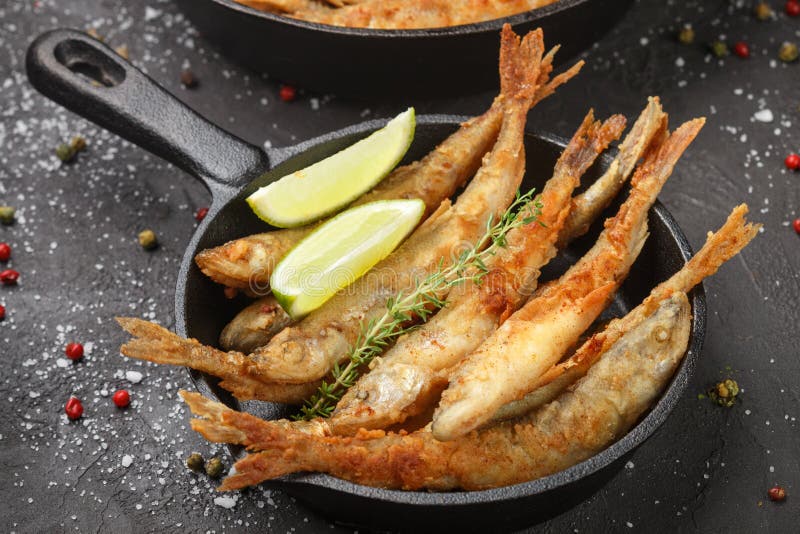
[431,117,704,442]
[195,27,582,293]
[180,204,759,491]
[328,110,627,435]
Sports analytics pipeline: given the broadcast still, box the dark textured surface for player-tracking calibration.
[1,0,798,532]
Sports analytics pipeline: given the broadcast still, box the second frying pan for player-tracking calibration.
[176,0,633,97]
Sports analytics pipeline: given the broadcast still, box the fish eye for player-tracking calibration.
[652,326,671,343]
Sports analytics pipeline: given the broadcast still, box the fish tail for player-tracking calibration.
[654,204,760,298]
[119,319,314,403]
[117,317,217,368]
[221,452,301,490]
[556,110,627,180]
[498,25,544,103]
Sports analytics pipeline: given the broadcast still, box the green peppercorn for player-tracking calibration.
[70,135,87,153]
[138,229,158,250]
[709,378,740,407]
[0,206,14,225]
[205,456,224,478]
[710,40,729,58]
[779,42,799,63]
[754,2,773,20]
[186,452,204,472]
[677,26,695,45]
[56,143,76,163]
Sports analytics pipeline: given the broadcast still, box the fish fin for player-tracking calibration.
[220,452,300,490]
[656,204,760,297]
[556,110,627,178]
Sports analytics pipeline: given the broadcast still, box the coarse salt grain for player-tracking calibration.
[214,495,238,509]
[754,109,774,123]
[121,455,134,468]
[125,370,144,384]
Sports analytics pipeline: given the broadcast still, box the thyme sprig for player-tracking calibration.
[295,188,543,420]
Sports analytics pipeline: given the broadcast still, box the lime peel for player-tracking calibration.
[271,199,425,318]
[247,107,416,228]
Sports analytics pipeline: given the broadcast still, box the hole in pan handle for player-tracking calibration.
[24,28,270,196]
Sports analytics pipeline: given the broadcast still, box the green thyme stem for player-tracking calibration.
[296,188,543,420]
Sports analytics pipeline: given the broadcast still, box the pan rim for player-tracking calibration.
[177,117,705,508]
[210,0,591,37]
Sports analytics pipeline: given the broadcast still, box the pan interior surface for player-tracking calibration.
[178,120,702,525]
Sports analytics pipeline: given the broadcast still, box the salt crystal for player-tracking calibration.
[126,370,144,384]
[144,7,162,21]
[214,495,238,509]
[121,455,134,468]
[754,109,773,123]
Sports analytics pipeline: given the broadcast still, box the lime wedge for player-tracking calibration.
[271,199,425,318]
[247,107,416,228]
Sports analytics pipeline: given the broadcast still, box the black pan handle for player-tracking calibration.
[25,29,270,193]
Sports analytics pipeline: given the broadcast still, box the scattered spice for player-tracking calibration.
[733,41,750,58]
[56,136,87,164]
[65,342,84,361]
[677,26,695,45]
[0,206,14,225]
[56,144,75,163]
[778,42,798,62]
[195,207,209,222]
[0,243,10,262]
[709,378,740,407]
[0,269,19,286]
[112,389,130,408]
[86,28,104,41]
[792,218,800,234]
[115,45,129,60]
[785,153,800,170]
[138,229,158,250]
[180,68,198,88]
[279,84,297,102]
[70,135,87,152]
[754,2,773,20]
[187,453,205,472]
[786,0,800,17]
[768,485,786,501]
[710,40,729,58]
[65,397,84,420]
[0,304,5,321]
[205,457,225,478]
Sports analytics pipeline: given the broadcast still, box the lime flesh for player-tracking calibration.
[271,199,425,318]
[247,108,415,228]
